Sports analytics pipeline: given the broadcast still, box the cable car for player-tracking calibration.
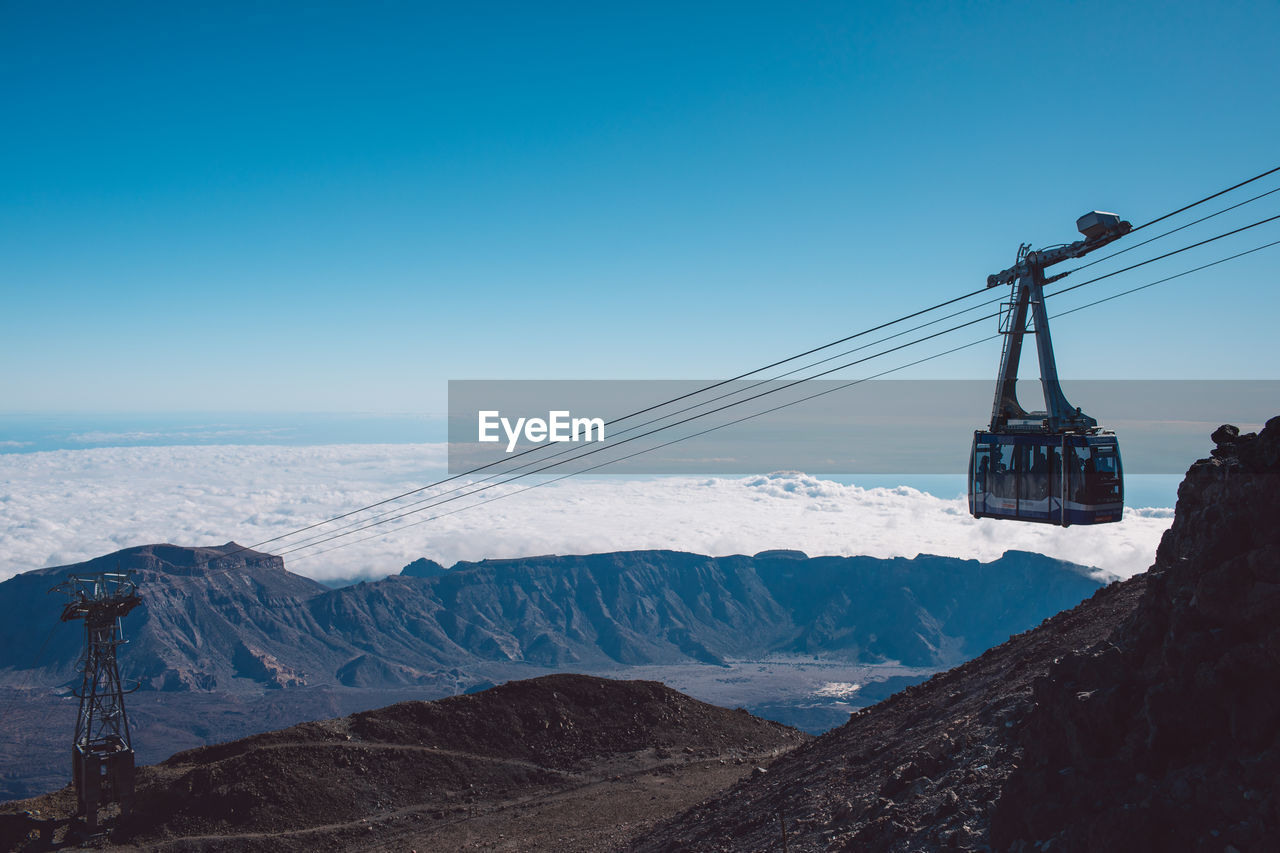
[968,211,1130,526]
[970,432,1122,525]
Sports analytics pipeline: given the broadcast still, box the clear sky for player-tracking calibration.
[3,1,1278,414]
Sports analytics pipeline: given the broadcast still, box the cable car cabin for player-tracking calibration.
[969,432,1122,526]
[968,209,1132,526]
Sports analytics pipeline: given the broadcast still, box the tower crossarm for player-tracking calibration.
[53,573,141,623]
[986,211,1131,289]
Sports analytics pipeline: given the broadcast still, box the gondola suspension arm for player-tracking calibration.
[986,212,1131,434]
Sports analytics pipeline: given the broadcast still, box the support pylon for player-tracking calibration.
[53,571,141,833]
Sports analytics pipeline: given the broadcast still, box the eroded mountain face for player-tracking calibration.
[993,417,1280,851]
[3,547,1103,692]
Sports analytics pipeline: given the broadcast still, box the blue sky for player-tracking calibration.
[3,1,1278,414]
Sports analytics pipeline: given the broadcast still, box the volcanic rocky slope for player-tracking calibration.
[629,417,1280,852]
[990,420,1280,850]
[1,674,808,852]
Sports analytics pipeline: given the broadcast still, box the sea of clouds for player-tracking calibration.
[0,444,1175,584]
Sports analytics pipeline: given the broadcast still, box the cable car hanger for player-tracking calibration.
[970,211,1131,526]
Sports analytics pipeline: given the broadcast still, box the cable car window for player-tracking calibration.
[1046,445,1060,503]
[973,445,993,497]
[1067,444,1122,505]
[1021,444,1049,502]
[1090,447,1122,503]
[1067,445,1088,504]
[992,442,1016,499]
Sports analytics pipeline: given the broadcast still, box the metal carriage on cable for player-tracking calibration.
[968,211,1130,526]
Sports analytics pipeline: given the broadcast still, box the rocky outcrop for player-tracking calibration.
[992,416,1280,851]
[399,557,448,578]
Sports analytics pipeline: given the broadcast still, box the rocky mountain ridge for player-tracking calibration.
[2,547,1102,693]
[991,418,1280,850]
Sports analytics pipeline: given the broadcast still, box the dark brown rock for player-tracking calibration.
[991,416,1280,851]
[0,675,808,851]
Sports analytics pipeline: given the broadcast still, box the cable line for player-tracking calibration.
[1128,165,1280,233]
[1049,237,1280,315]
[278,229,1280,559]
[1063,184,1280,276]
[182,166,1280,571]
[1048,211,1280,300]
[216,293,1000,561]
[288,232,1280,562]
[271,290,1013,555]
[287,335,1001,562]
[273,309,1004,557]
[265,201,1280,556]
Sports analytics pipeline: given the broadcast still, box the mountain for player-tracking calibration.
[0,542,346,692]
[2,547,1102,690]
[0,543,1103,801]
[627,417,1280,851]
[991,419,1280,850]
[0,674,808,851]
[291,547,1103,674]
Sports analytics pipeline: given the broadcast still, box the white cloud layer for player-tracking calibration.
[0,444,1174,584]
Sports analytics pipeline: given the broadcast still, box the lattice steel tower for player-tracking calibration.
[54,571,141,831]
